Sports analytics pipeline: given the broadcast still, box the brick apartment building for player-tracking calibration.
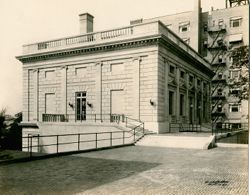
[131,0,249,129]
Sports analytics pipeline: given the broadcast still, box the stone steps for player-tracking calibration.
[136,134,215,150]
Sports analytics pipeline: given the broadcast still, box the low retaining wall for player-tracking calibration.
[22,122,134,153]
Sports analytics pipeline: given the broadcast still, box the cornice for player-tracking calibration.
[16,36,160,64]
[16,34,214,78]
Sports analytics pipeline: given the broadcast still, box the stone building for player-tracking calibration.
[17,12,213,141]
[132,0,249,129]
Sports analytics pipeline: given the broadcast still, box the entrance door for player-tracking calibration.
[111,90,124,115]
[76,92,86,121]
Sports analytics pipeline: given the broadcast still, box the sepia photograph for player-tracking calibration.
[0,0,249,194]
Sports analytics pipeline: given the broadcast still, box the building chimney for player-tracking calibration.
[79,13,94,34]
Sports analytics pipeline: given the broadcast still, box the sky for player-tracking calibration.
[0,0,226,115]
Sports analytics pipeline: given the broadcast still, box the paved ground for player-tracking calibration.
[0,146,248,195]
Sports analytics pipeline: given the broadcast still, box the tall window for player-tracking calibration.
[169,91,174,115]
[230,17,242,28]
[76,92,87,121]
[180,94,185,116]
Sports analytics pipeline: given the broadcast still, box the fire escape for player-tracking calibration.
[206,22,228,128]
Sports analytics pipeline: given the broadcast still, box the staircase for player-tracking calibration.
[136,134,215,150]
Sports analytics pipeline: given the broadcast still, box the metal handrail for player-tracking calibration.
[212,122,248,135]
[24,115,145,157]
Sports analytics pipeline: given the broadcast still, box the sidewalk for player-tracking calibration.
[0,145,248,195]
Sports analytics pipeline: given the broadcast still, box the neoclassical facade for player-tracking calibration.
[17,14,214,134]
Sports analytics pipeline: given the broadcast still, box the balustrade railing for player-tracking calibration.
[42,114,68,122]
[21,21,210,68]
[212,122,249,135]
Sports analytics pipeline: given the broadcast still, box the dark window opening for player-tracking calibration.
[180,94,184,116]
[169,91,174,115]
[180,71,185,79]
[169,65,175,74]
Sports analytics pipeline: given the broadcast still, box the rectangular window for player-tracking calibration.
[110,63,124,74]
[197,79,201,86]
[230,104,240,112]
[231,106,239,112]
[203,23,208,32]
[75,67,87,77]
[169,91,174,115]
[230,17,242,28]
[179,22,190,33]
[180,70,185,79]
[180,94,185,116]
[45,70,55,79]
[189,75,194,84]
[218,19,224,28]
[169,65,175,74]
[230,70,239,79]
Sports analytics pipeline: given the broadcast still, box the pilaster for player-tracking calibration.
[132,57,141,120]
[61,66,68,115]
[95,62,103,119]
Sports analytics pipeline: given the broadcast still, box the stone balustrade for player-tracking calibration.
[22,21,210,68]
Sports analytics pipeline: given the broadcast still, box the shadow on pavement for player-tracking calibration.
[0,154,160,194]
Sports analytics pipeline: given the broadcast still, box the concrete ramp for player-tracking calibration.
[136,134,215,150]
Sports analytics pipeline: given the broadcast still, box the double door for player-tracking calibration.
[76,92,86,121]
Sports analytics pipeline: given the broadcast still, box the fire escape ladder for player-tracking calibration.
[209,27,228,125]
[211,81,221,96]
[210,30,222,49]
